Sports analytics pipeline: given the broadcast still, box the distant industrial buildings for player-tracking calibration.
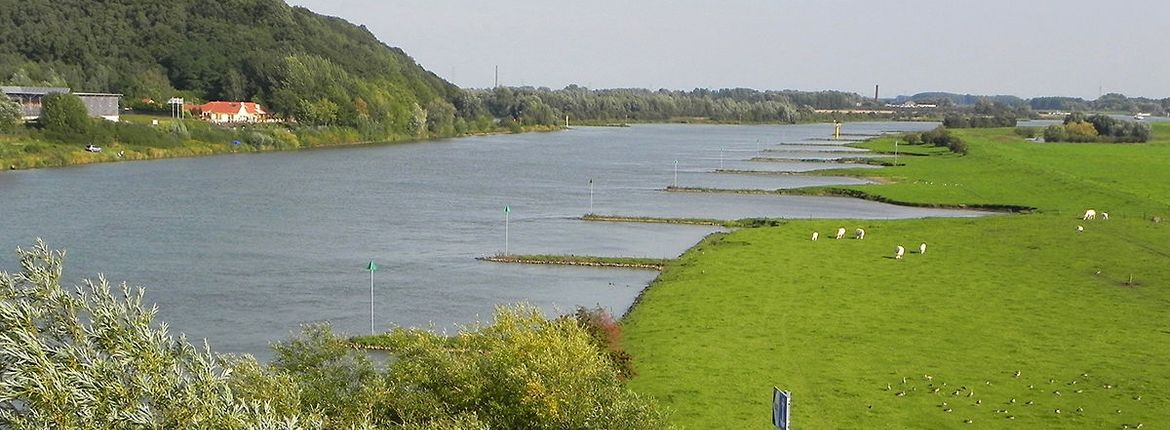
[884,101,937,109]
[1,86,122,121]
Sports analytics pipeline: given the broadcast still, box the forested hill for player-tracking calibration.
[0,0,459,133]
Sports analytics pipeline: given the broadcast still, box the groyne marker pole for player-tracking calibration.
[673,160,678,188]
[366,261,377,335]
[589,179,594,213]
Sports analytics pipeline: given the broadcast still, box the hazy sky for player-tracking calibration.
[285,0,1170,99]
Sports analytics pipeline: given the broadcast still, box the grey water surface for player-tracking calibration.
[1,121,982,359]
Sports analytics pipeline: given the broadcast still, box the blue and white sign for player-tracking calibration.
[772,387,791,430]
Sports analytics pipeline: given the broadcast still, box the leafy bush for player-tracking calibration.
[0,240,309,429]
[39,93,90,134]
[2,242,668,429]
[1014,127,1038,138]
[374,305,670,429]
[1055,113,1150,142]
[571,306,636,379]
[0,98,23,132]
[919,126,967,154]
[91,120,183,148]
[1044,124,1067,142]
[1064,121,1099,142]
[343,306,669,429]
[244,130,275,147]
[187,122,238,143]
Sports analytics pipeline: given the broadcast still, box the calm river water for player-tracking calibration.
[0,122,984,359]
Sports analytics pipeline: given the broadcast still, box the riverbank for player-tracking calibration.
[0,120,563,171]
[621,125,1170,428]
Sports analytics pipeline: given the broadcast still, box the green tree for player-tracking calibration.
[408,102,427,137]
[1043,124,1067,142]
[0,240,315,429]
[39,92,90,133]
[0,97,22,132]
[1065,121,1099,141]
[425,98,457,136]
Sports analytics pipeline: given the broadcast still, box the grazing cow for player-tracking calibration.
[811,231,819,241]
[894,245,905,259]
[855,228,866,240]
[919,243,927,254]
[1101,212,1109,220]
[836,227,846,240]
[1083,209,1096,220]
[1076,225,1084,233]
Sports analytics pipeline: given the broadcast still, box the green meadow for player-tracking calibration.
[623,124,1170,428]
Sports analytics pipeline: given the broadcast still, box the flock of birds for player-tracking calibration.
[810,226,926,260]
[881,370,1146,426]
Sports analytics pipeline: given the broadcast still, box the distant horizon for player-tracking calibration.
[285,0,1170,101]
[457,82,1153,103]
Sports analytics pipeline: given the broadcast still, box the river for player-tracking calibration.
[0,122,985,359]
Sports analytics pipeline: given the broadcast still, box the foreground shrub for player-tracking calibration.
[0,240,310,429]
[370,305,670,429]
[2,241,668,429]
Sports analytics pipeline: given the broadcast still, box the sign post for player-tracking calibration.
[772,387,791,430]
[366,261,377,335]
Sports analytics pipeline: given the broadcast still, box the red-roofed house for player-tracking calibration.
[190,101,269,124]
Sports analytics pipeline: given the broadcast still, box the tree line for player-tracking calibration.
[899,92,1170,116]
[1028,93,1169,114]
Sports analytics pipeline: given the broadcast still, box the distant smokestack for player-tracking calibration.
[875,85,880,102]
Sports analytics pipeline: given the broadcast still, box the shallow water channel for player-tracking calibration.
[0,122,984,359]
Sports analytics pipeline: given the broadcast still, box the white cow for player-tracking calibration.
[835,227,846,240]
[1101,212,1109,220]
[894,245,905,259]
[811,231,819,241]
[855,228,866,240]
[919,243,927,254]
[1083,209,1097,220]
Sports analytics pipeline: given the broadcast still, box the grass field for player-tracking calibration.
[622,124,1170,428]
